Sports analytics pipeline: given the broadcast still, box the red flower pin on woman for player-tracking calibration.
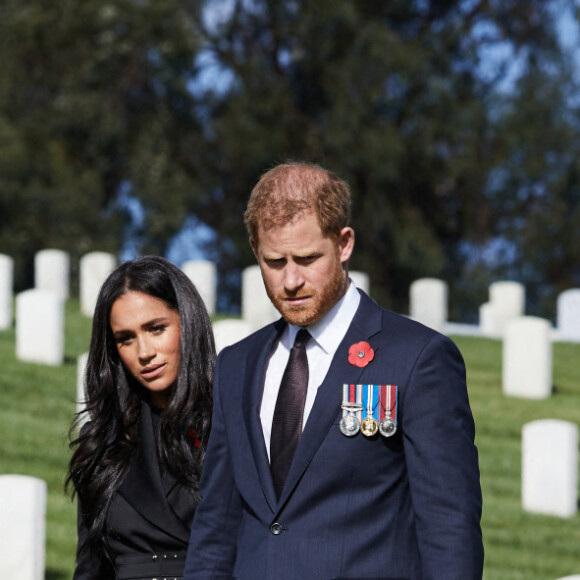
[348,341,374,368]
[188,428,201,448]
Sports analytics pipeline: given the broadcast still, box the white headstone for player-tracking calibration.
[410,278,448,333]
[242,265,279,330]
[555,576,580,579]
[557,289,580,342]
[479,301,495,336]
[350,271,370,295]
[212,319,254,353]
[34,248,70,300]
[481,281,525,338]
[522,419,578,518]
[0,474,46,580]
[490,281,525,318]
[80,252,116,317]
[503,316,552,399]
[16,289,64,365]
[77,352,89,423]
[182,260,217,316]
[0,254,14,330]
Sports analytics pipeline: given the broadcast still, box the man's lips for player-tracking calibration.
[284,295,311,307]
[141,363,166,380]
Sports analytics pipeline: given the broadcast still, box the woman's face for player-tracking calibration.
[110,290,181,408]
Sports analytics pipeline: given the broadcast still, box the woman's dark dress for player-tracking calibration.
[73,402,197,579]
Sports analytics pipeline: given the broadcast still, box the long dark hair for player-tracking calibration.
[66,256,215,561]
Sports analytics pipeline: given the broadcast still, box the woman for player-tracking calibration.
[66,256,215,579]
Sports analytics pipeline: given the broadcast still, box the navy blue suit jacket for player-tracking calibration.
[184,291,483,580]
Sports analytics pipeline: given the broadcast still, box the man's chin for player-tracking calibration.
[279,307,320,327]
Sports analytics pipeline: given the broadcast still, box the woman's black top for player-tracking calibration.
[73,401,197,579]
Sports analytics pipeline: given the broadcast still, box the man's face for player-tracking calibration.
[251,210,354,326]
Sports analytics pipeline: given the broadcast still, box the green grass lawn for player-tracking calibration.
[0,299,92,579]
[455,336,580,580]
[0,304,579,579]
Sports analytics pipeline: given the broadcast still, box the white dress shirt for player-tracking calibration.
[260,280,361,460]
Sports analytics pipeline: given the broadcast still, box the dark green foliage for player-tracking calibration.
[1,0,578,318]
[0,0,207,289]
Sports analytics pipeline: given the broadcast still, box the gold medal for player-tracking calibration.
[361,416,378,437]
[360,385,378,436]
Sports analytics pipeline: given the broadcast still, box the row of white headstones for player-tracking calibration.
[3,250,580,355]
[1,250,580,578]
[0,250,374,363]
[409,278,580,526]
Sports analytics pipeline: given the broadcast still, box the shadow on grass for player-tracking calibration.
[46,569,70,580]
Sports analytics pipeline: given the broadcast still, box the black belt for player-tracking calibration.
[115,551,186,579]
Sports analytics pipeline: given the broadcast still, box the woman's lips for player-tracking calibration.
[141,363,166,380]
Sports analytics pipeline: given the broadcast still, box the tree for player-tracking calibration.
[191,0,578,317]
[1,0,577,319]
[483,45,580,319]
[0,0,207,289]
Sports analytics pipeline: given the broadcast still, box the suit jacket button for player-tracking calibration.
[270,522,283,535]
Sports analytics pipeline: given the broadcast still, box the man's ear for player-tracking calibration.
[338,227,355,263]
[250,237,259,261]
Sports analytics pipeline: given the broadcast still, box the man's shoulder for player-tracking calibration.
[357,291,437,336]
[357,291,454,350]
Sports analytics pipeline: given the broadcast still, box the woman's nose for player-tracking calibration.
[137,336,155,363]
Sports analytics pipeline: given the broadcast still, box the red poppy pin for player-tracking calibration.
[188,428,201,448]
[348,341,374,368]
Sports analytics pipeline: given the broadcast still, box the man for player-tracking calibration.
[184,162,484,579]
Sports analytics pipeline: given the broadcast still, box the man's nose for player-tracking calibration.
[283,262,305,292]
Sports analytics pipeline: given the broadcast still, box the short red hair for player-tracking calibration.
[244,161,352,243]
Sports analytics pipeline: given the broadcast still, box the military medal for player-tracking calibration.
[360,416,378,436]
[340,384,362,436]
[340,412,361,437]
[360,385,378,437]
[379,418,396,437]
[378,384,398,438]
[340,384,398,438]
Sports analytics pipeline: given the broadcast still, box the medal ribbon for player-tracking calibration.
[361,384,379,421]
[343,385,397,425]
[378,384,398,423]
[342,384,363,421]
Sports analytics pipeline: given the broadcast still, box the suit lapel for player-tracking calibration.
[117,401,191,540]
[277,291,382,508]
[241,320,286,512]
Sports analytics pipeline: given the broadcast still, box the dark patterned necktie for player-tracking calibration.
[270,328,311,499]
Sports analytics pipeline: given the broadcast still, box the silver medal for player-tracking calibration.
[339,412,361,436]
[379,417,397,438]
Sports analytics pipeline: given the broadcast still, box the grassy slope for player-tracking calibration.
[0,305,579,579]
[0,299,91,580]
[455,336,580,580]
